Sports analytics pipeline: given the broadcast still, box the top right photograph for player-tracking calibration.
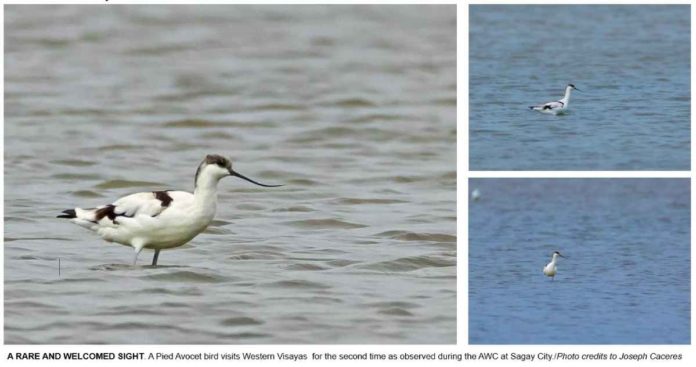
[469,5,690,171]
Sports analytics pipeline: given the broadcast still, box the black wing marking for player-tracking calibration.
[153,190,173,207]
[93,205,134,223]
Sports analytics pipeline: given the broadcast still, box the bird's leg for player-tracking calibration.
[152,249,160,266]
[131,239,146,267]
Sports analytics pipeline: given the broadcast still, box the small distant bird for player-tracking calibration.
[471,188,481,201]
[57,154,282,266]
[529,84,580,115]
[543,251,566,280]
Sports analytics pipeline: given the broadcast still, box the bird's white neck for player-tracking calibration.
[193,174,221,211]
[551,253,560,264]
[562,86,573,102]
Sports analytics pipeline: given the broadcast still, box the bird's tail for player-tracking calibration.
[57,209,76,219]
[57,207,102,229]
[529,105,541,110]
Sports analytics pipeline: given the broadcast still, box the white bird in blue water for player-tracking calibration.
[58,154,282,266]
[543,251,566,280]
[529,84,580,115]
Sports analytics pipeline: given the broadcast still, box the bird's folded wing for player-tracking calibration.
[544,101,563,109]
[111,192,170,217]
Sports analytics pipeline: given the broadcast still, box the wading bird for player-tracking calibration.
[58,154,282,266]
[543,251,566,280]
[529,84,580,115]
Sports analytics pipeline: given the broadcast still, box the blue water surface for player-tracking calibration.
[469,179,690,344]
[470,5,690,170]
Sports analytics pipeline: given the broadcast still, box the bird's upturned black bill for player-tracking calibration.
[230,169,283,187]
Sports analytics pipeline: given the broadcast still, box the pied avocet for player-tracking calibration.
[529,84,580,115]
[57,154,282,266]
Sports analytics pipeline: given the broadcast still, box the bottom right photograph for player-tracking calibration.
[468,178,690,344]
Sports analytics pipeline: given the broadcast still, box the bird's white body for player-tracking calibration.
[530,85,577,115]
[59,155,280,265]
[73,190,214,252]
[543,251,564,280]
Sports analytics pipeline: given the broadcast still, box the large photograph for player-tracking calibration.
[4,5,456,344]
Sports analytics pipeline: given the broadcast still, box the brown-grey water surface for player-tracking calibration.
[4,5,456,344]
